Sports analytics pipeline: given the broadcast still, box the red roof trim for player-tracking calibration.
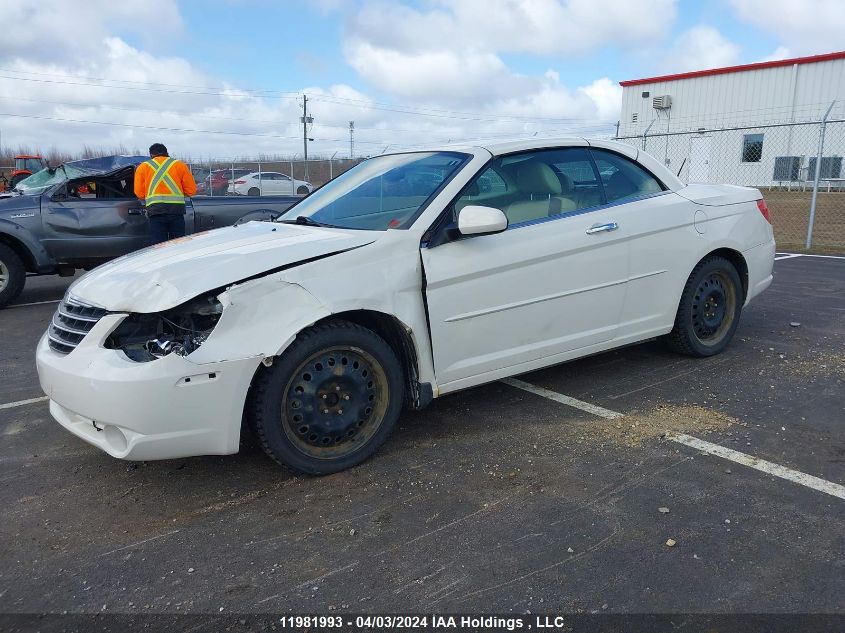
[619,50,845,87]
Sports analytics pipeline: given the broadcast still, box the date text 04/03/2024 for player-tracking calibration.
[277,615,530,630]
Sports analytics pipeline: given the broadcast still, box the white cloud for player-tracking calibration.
[728,0,845,54]
[758,46,793,63]
[0,0,636,158]
[349,0,677,57]
[667,26,741,72]
[579,78,623,121]
[341,0,645,136]
[344,41,522,103]
[0,0,183,64]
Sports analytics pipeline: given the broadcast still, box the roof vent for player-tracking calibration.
[653,95,672,110]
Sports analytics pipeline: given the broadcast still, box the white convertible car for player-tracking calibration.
[36,138,775,474]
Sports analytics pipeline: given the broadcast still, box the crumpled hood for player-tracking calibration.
[68,222,375,312]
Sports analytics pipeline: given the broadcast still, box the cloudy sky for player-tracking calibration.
[0,0,842,160]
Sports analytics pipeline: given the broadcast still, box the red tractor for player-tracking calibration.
[4,155,48,190]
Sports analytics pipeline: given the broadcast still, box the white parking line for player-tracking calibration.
[777,252,845,260]
[670,433,845,500]
[502,379,845,500]
[0,396,48,410]
[774,254,803,261]
[6,299,60,308]
[502,378,622,419]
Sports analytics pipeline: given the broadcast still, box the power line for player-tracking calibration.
[308,94,593,123]
[0,67,293,94]
[0,71,605,125]
[0,95,291,125]
[0,94,613,138]
[0,74,300,99]
[0,111,389,145]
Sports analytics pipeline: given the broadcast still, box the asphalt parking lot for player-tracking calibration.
[0,255,843,620]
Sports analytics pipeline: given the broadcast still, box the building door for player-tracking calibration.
[687,136,712,183]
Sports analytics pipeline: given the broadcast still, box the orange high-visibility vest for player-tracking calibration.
[143,158,185,205]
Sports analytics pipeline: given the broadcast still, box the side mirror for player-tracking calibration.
[457,205,508,236]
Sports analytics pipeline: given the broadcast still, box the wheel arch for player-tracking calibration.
[244,307,429,426]
[703,247,748,300]
[0,230,39,273]
[310,310,429,410]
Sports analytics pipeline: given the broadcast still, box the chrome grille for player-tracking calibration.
[48,297,108,354]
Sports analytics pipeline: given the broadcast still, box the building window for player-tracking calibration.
[742,134,764,162]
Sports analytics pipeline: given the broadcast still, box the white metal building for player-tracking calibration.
[617,52,845,186]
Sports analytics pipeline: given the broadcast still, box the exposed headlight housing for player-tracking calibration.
[105,292,224,362]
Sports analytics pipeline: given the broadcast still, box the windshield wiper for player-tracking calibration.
[278,215,340,228]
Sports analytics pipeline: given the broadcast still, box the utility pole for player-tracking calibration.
[300,95,313,161]
[349,121,354,159]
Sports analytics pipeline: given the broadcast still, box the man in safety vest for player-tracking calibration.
[134,143,197,244]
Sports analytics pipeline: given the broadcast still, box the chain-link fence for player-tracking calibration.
[617,112,845,252]
[186,158,363,198]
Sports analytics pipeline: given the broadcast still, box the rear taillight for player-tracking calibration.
[757,199,771,224]
[233,180,245,184]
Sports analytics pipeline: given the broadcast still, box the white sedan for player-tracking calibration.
[36,138,775,474]
[227,171,313,196]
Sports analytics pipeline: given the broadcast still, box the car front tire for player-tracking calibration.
[666,255,743,357]
[248,320,404,475]
[0,243,26,308]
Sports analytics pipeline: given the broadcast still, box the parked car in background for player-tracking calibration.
[228,171,313,196]
[36,138,775,475]
[196,168,251,196]
[190,166,211,191]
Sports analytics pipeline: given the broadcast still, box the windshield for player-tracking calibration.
[277,151,469,230]
[15,165,89,194]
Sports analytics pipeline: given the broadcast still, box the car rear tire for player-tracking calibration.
[248,320,404,475]
[0,243,26,308]
[297,185,309,195]
[248,187,260,196]
[666,255,743,357]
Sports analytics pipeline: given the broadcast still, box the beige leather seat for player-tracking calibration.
[505,161,576,224]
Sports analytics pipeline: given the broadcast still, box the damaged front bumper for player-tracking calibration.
[36,313,262,461]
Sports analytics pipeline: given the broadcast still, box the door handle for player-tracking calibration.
[586,222,618,235]
[127,207,144,216]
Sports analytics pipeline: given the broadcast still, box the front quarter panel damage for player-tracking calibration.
[188,278,330,365]
[188,232,436,402]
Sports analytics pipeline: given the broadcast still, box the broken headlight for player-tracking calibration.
[105,292,224,362]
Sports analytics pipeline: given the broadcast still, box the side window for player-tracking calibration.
[453,166,507,213]
[591,149,663,204]
[453,148,607,227]
[476,169,507,194]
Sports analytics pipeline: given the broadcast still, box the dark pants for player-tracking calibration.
[149,213,186,245]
